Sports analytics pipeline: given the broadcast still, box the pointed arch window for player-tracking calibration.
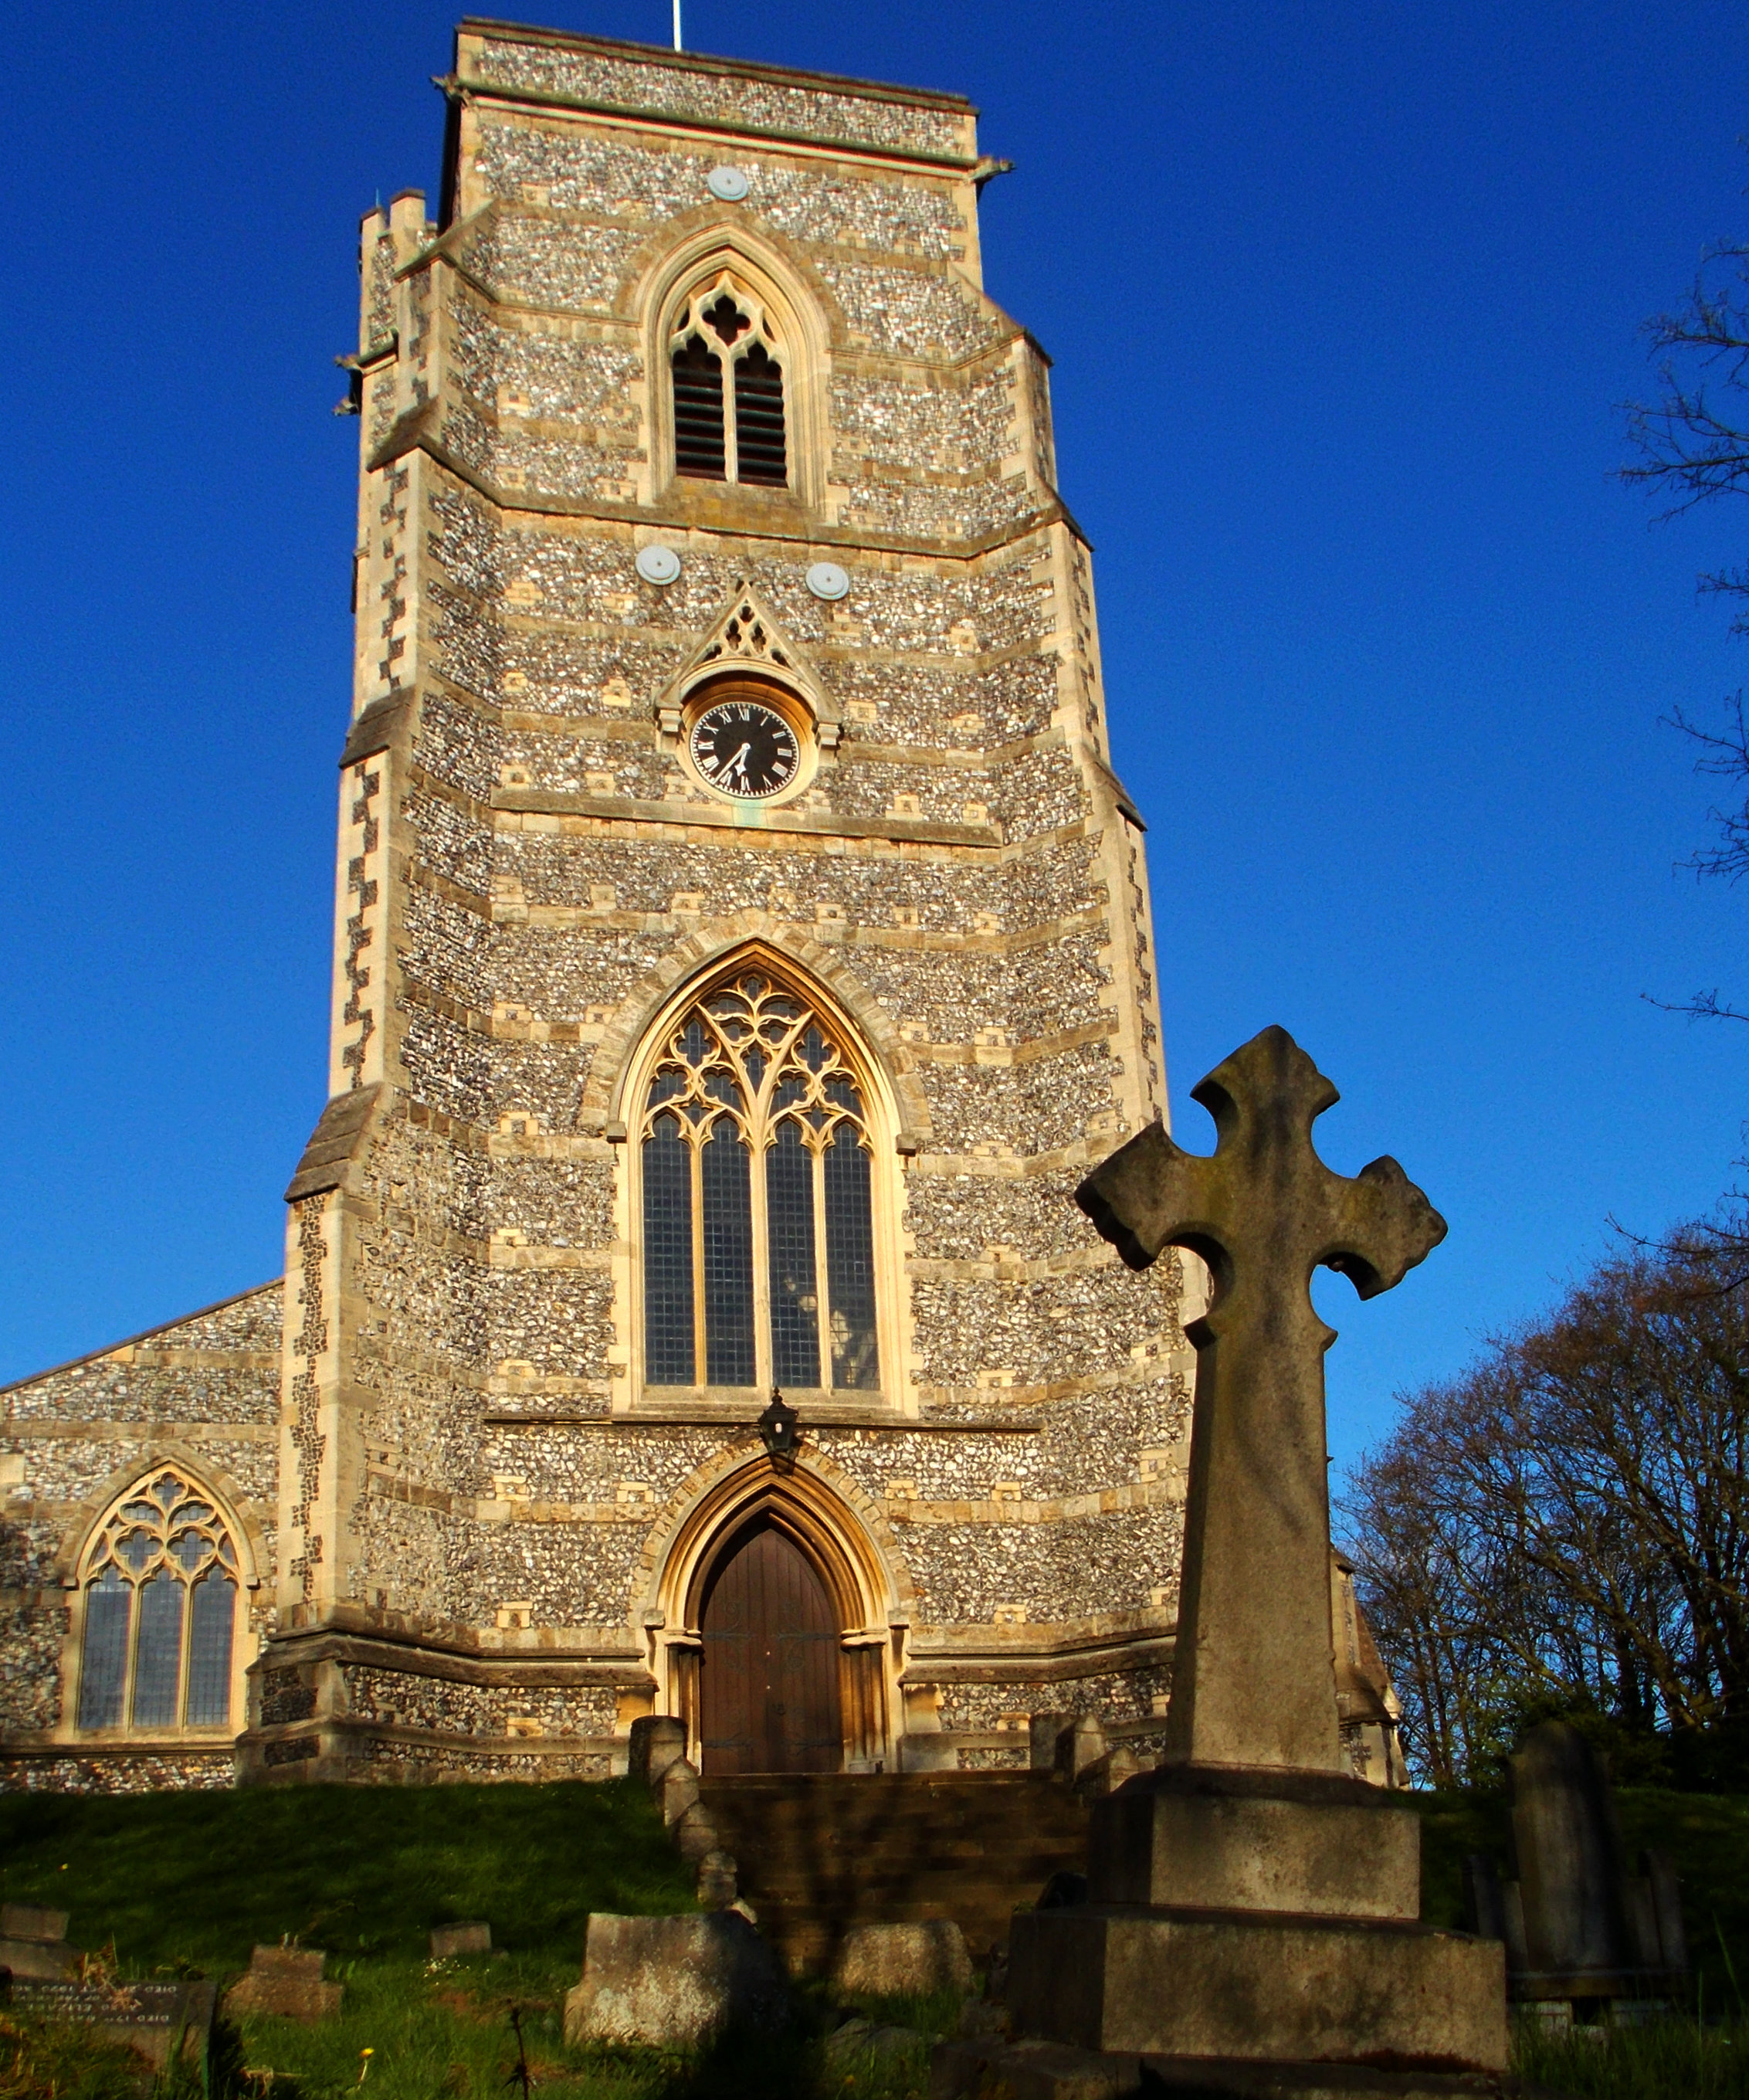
[669,285,788,490]
[640,975,880,1393]
[75,1470,242,1733]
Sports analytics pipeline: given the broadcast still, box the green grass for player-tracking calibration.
[0,1783,961,2097]
[1513,2015,1749,2099]
[226,1957,956,2100]
[24,1772,1749,2100]
[0,2008,186,2100]
[0,1782,695,1975]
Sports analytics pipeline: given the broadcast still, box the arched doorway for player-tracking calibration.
[699,1519,842,1774]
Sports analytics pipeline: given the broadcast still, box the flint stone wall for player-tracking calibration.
[0,1284,281,1785]
[3,29,1188,1788]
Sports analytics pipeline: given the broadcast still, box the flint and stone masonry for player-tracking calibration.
[0,23,1377,1791]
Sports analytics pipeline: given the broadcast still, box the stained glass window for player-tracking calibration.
[75,1471,241,1733]
[639,973,881,1394]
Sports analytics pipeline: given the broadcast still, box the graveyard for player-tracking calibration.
[6,19,1749,2100]
[4,1772,1749,2098]
[2,1033,1748,2100]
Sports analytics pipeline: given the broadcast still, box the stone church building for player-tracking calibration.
[0,22,1402,1793]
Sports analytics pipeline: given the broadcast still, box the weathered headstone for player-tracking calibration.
[1464,1720,1686,2026]
[0,1905,73,1981]
[223,1945,342,2023]
[825,2016,927,2068]
[563,1912,787,2047]
[10,1977,215,2071]
[429,1921,492,1958]
[697,1849,739,1909]
[830,1919,972,1997]
[944,1029,1508,2099]
[627,1713,689,1790]
[1029,1712,1073,1772]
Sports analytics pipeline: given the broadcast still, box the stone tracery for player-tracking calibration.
[639,972,880,1396]
[75,1468,242,1734]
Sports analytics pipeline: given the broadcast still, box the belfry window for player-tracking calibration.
[76,1470,241,1733]
[640,975,880,1393]
[669,286,788,489]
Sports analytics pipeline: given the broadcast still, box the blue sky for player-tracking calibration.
[2,0,1747,1471]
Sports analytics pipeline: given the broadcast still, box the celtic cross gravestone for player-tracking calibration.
[1076,1022,1446,1773]
[961,1028,1510,2096]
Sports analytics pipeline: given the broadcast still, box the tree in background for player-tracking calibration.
[1339,1222,1749,1789]
[1625,235,1749,1019]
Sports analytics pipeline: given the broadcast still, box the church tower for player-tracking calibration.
[242,22,1190,1782]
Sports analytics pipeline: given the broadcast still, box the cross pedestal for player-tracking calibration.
[941,1030,1509,2100]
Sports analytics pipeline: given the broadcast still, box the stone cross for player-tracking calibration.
[1077,1026,1445,1774]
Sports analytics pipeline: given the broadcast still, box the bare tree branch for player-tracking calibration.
[1340,1222,1749,1785]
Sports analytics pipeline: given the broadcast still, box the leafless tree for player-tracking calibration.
[1339,1224,1749,1786]
[1624,233,1749,1016]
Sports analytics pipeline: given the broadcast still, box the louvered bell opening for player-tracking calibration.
[734,344,788,487]
[673,336,726,480]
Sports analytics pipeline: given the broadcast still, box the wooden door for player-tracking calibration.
[700,1522,842,1775]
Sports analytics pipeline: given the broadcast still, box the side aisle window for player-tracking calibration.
[75,1470,242,1733]
[669,283,788,489]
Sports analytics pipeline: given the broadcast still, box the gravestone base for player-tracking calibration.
[1006,1907,1507,2071]
[933,2036,1539,2100]
[1090,1766,1422,1921]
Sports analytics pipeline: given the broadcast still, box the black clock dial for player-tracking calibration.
[689,701,802,799]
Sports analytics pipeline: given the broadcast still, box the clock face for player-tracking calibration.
[688,700,802,800]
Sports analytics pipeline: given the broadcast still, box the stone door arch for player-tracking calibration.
[697,1517,842,1774]
[646,1450,907,1773]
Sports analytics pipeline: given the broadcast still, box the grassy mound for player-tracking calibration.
[0,1781,694,1973]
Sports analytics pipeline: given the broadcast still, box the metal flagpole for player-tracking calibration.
[673,0,682,49]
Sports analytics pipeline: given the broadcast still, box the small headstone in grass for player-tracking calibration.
[825,2017,925,2065]
[430,1922,492,1958]
[831,1919,972,1998]
[10,1976,216,2071]
[564,1912,787,2047]
[224,1946,343,2023]
[0,1904,74,1980]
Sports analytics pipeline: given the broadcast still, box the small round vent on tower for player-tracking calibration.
[636,545,683,586]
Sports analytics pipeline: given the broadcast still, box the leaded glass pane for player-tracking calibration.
[701,1125,755,1386]
[130,1572,185,1728]
[825,1128,880,1390]
[642,1112,695,1386]
[640,972,883,1399]
[185,1575,236,1727]
[170,1530,207,1573]
[768,1120,821,1386]
[77,1569,129,1729]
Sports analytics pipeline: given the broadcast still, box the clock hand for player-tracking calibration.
[724,742,751,781]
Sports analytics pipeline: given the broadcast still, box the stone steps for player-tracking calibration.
[697,1771,1090,1972]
